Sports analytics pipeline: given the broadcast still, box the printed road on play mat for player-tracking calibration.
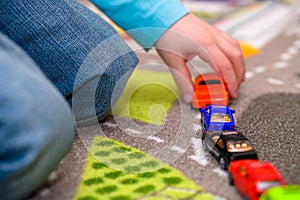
[29,16,300,200]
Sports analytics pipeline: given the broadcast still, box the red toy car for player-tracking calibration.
[229,160,286,200]
[192,73,229,109]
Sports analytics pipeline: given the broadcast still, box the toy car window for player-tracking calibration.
[212,135,220,143]
[199,80,221,85]
[222,131,238,135]
[211,114,231,122]
[256,181,282,193]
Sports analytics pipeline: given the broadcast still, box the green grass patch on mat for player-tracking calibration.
[74,136,217,200]
[112,69,180,125]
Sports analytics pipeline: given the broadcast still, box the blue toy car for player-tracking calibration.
[200,105,236,132]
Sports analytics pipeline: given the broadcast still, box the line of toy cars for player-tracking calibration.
[192,73,299,200]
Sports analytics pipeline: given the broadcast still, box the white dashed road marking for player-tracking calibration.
[189,138,208,166]
[267,78,284,85]
[280,53,292,61]
[287,46,298,56]
[125,128,142,135]
[103,122,118,128]
[254,66,266,73]
[170,145,186,154]
[147,135,164,143]
[213,167,228,177]
[245,71,254,79]
[274,61,288,69]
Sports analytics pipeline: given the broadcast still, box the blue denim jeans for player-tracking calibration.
[0,32,75,200]
[0,0,138,199]
[1,0,138,125]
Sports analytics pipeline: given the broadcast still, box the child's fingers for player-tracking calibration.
[217,30,246,85]
[203,45,239,99]
[170,59,194,103]
[156,49,194,103]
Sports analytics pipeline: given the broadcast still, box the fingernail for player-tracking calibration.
[183,94,192,103]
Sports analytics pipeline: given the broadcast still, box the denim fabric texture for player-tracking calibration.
[0,0,138,125]
[0,32,75,200]
[0,0,139,199]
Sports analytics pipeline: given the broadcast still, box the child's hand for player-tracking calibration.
[155,13,245,103]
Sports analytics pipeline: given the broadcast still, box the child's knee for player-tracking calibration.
[0,76,75,200]
[0,95,75,200]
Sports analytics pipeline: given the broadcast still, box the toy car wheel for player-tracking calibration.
[219,157,227,170]
[228,174,234,185]
[242,196,250,200]
[200,116,205,132]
